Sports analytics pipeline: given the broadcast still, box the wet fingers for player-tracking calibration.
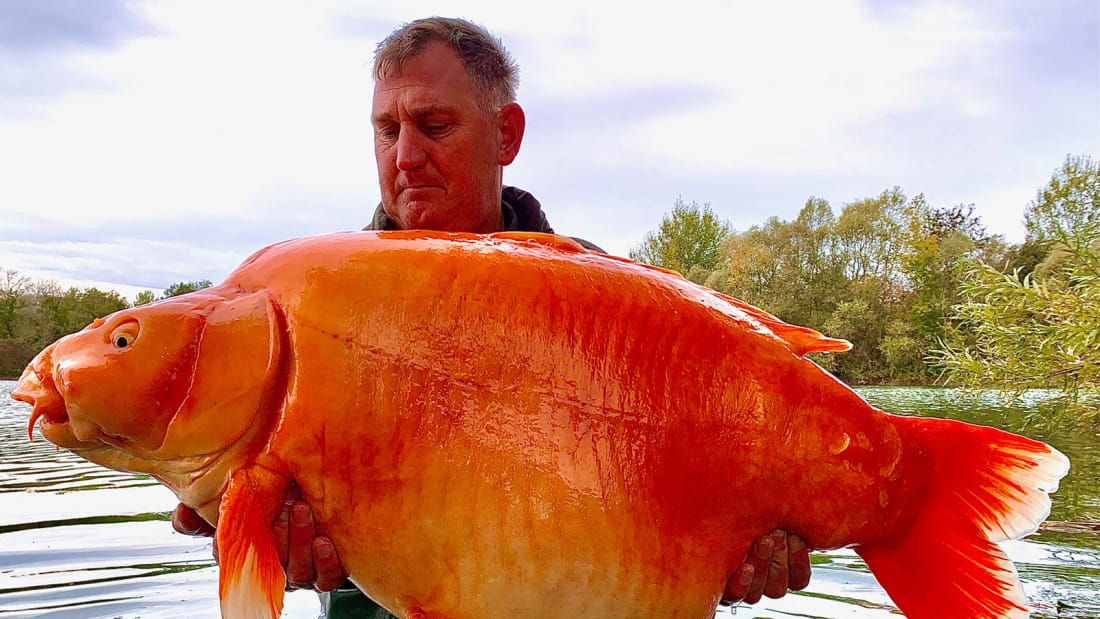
[312,538,346,592]
[285,502,317,589]
[763,529,790,599]
[743,534,773,604]
[171,503,214,537]
[720,563,755,605]
[788,534,812,591]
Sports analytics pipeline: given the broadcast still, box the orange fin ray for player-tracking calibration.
[709,290,851,355]
[217,468,289,619]
[594,253,853,356]
[859,417,1069,618]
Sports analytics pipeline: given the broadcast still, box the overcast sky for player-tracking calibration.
[1,0,1096,300]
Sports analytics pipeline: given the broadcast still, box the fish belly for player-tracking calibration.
[252,237,898,618]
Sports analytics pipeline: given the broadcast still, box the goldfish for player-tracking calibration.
[12,231,1068,619]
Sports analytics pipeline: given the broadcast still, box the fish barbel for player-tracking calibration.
[12,231,1069,618]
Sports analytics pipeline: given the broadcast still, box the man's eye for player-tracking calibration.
[376,126,398,140]
[424,123,450,135]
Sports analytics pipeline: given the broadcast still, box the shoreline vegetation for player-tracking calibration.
[629,155,1099,428]
[2,157,1096,426]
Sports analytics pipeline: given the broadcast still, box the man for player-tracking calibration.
[173,17,812,617]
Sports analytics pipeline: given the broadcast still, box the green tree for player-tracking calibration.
[715,216,787,304]
[36,288,129,344]
[0,269,32,339]
[0,269,36,376]
[827,189,920,381]
[936,157,1100,426]
[1001,240,1052,278]
[164,280,213,297]
[630,199,731,276]
[1025,155,1099,242]
[834,187,907,283]
[716,199,846,330]
[0,283,128,376]
[902,203,994,351]
[134,290,157,306]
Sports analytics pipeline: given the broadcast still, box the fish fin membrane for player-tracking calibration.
[217,469,288,619]
[708,290,852,355]
[857,417,1069,619]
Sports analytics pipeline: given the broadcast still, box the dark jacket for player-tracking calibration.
[365,186,604,253]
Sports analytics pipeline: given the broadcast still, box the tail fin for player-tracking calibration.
[858,417,1069,619]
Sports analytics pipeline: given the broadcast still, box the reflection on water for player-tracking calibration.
[858,387,1100,529]
[0,382,1097,618]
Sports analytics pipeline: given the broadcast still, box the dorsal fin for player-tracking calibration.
[486,234,850,356]
[593,253,851,356]
[710,291,851,356]
[488,231,588,253]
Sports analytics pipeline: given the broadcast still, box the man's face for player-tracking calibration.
[372,42,506,233]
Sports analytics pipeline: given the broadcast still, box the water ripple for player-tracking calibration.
[0,382,1095,618]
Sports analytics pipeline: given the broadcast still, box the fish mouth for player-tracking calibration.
[11,364,85,447]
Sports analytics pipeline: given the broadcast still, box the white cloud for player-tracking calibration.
[525,1,1013,176]
[0,0,1094,297]
[0,1,378,225]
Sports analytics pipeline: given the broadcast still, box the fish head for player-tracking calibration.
[12,289,285,479]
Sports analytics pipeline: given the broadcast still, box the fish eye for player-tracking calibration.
[108,320,140,349]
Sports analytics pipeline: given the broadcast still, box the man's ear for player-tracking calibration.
[497,102,525,166]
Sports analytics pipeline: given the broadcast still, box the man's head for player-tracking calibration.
[372,18,525,233]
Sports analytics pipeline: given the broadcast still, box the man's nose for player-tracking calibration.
[395,127,428,171]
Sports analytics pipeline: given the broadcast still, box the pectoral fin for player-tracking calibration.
[217,467,288,619]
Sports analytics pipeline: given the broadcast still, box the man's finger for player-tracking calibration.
[763,530,790,599]
[720,563,754,605]
[171,503,215,537]
[788,534,812,591]
[272,501,292,567]
[312,538,347,592]
[743,534,773,604]
[285,502,316,588]
[285,481,302,502]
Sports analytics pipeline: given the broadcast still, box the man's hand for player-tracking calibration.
[171,502,216,538]
[271,482,346,591]
[720,530,812,606]
[171,502,221,562]
[170,482,347,592]
[175,500,808,600]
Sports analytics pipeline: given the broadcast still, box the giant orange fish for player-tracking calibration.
[12,231,1068,619]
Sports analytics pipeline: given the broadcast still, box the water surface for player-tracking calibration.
[1,383,1096,618]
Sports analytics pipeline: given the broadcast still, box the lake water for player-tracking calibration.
[1,382,1097,618]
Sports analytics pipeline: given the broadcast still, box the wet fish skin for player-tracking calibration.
[13,231,1069,619]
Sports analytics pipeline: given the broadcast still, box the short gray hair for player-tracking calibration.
[373,17,519,112]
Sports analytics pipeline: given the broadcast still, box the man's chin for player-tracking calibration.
[391,200,461,231]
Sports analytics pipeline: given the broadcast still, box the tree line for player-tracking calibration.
[630,190,1010,382]
[631,155,1099,424]
[0,278,210,377]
